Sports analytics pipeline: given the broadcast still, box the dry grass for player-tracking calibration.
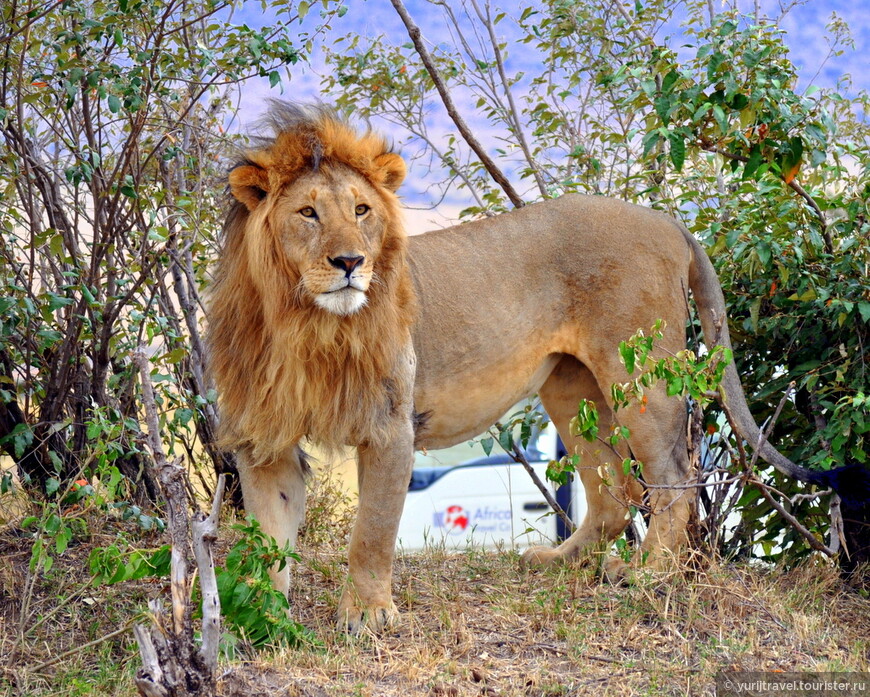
[217,545,869,697]
[1,473,868,697]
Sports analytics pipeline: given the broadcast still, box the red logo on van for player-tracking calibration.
[444,505,469,532]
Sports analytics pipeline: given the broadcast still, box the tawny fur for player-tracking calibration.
[208,107,415,464]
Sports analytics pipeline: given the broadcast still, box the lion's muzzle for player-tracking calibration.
[315,285,368,315]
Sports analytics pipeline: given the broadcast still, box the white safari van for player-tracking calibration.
[396,420,588,553]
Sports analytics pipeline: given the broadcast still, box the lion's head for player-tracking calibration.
[208,103,416,461]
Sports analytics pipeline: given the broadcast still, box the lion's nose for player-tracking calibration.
[328,255,365,276]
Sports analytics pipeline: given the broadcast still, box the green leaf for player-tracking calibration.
[749,296,761,333]
[619,341,636,374]
[729,93,749,110]
[756,240,771,267]
[661,70,679,94]
[743,145,764,180]
[480,436,493,456]
[46,293,74,312]
[655,96,671,125]
[669,133,686,172]
[49,234,65,257]
[6,422,33,458]
[498,427,513,453]
[718,20,737,36]
[174,408,194,426]
[45,513,62,534]
[55,526,72,555]
[642,129,660,159]
[712,104,728,133]
[165,347,186,364]
[108,94,121,113]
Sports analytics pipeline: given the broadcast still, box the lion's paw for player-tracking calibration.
[521,545,564,568]
[336,597,398,634]
[602,555,635,585]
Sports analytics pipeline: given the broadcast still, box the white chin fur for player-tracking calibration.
[314,288,368,316]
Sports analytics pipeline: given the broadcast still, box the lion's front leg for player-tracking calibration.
[338,427,414,634]
[236,446,308,597]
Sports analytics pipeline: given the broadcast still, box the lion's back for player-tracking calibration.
[407,194,690,314]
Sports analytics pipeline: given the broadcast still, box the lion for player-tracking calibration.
[208,103,850,633]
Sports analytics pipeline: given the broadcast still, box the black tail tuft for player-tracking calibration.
[811,463,870,507]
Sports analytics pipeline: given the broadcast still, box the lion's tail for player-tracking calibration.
[682,226,869,498]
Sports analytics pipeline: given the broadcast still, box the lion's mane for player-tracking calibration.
[208,104,416,464]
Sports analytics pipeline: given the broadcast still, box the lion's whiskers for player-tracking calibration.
[291,278,308,304]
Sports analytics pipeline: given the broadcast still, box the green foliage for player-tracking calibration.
[485,402,549,457]
[545,453,579,487]
[611,321,733,409]
[15,466,164,579]
[215,518,316,650]
[0,3,344,677]
[89,543,171,585]
[20,509,79,576]
[613,14,832,184]
[88,518,318,652]
[572,400,600,443]
[0,0,346,496]
[604,6,868,506]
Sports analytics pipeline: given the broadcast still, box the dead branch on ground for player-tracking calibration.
[132,349,225,697]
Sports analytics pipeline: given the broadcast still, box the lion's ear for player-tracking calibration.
[228,164,271,211]
[372,153,406,192]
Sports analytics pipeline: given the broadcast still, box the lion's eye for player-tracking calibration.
[355,204,370,216]
[299,206,317,219]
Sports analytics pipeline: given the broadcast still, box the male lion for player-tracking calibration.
[208,103,848,633]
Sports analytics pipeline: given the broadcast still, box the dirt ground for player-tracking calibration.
[2,508,869,697]
[215,545,870,697]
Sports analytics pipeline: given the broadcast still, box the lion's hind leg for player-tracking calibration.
[522,355,643,569]
[236,446,309,597]
[601,382,695,583]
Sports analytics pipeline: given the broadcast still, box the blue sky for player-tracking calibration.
[230,0,868,226]
[234,0,869,112]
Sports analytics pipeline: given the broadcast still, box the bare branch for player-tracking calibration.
[788,179,834,254]
[468,0,548,198]
[132,349,220,695]
[389,0,525,208]
[190,474,225,673]
[750,474,837,556]
[492,430,575,534]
